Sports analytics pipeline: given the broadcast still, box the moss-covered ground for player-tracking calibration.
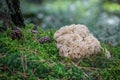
[0,24,120,80]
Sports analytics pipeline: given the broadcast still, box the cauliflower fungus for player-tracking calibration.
[54,24,101,59]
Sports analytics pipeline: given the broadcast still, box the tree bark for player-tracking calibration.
[0,0,25,31]
[0,0,11,31]
[6,0,25,27]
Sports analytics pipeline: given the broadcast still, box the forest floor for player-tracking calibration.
[0,24,120,80]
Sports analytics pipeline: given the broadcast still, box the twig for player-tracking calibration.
[20,52,26,73]
[20,48,38,54]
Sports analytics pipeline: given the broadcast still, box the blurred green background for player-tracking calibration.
[21,0,120,46]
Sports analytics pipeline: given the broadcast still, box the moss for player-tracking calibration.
[0,24,120,80]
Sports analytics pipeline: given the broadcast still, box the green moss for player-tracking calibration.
[0,24,120,80]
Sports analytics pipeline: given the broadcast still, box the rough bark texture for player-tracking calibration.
[0,0,24,31]
[0,0,11,31]
[6,0,25,27]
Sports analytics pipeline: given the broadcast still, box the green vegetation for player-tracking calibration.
[104,2,120,12]
[0,24,120,80]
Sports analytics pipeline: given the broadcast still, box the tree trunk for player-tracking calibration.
[6,0,25,27]
[0,0,11,31]
[0,0,25,31]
